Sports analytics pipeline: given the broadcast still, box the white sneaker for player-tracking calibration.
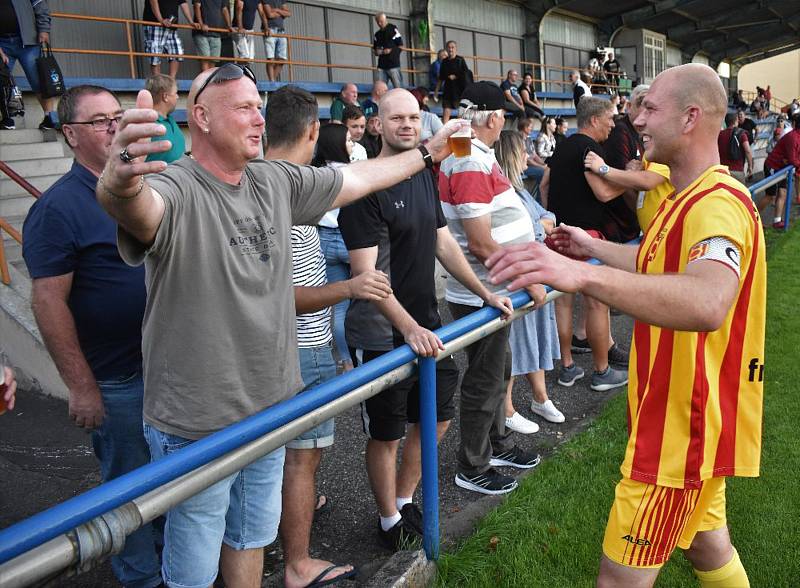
[504,411,540,434]
[530,399,565,423]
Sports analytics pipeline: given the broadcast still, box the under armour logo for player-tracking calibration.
[394,201,405,208]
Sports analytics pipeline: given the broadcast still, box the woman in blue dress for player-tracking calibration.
[494,130,565,431]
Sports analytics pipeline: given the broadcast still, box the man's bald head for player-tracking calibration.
[377,89,421,154]
[654,63,727,130]
[188,68,216,110]
[378,88,419,119]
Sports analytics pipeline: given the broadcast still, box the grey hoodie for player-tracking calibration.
[11,0,51,47]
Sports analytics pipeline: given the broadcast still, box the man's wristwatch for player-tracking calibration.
[598,164,610,176]
[417,144,434,169]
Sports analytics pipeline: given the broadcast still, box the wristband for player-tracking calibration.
[417,144,433,169]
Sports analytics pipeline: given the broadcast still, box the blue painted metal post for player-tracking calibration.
[784,167,794,232]
[418,356,440,561]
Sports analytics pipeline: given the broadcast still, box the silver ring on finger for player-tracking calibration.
[119,148,135,164]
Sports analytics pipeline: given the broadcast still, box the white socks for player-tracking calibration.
[380,512,402,531]
[396,496,412,511]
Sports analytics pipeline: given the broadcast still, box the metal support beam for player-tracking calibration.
[409,0,433,88]
[733,41,800,65]
[711,30,800,63]
[599,0,697,35]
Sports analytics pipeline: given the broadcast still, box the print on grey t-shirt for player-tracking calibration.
[118,157,342,439]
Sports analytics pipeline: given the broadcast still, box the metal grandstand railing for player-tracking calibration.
[47,11,625,93]
[0,161,41,285]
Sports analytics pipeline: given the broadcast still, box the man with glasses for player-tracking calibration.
[95,63,467,588]
[22,85,161,588]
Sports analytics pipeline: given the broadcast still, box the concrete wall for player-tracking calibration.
[739,49,800,105]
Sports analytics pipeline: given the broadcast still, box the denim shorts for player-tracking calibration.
[263,27,287,60]
[143,423,285,588]
[288,343,336,449]
[0,36,41,93]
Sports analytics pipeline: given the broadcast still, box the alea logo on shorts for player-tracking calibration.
[621,534,652,546]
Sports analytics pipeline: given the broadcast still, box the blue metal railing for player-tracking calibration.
[0,287,540,567]
[747,164,795,232]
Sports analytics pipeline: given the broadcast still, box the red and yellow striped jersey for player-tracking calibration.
[621,165,766,489]
[636,158,673,232]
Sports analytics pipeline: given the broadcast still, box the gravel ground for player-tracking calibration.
[0,307,633,587]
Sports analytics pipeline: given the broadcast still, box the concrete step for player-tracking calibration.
[0,173,63,198]
[3,157,73,179]
[0,141,65,162]
[0,194,36,218]
[0,129,54,145]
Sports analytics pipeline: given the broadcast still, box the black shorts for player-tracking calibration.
[350,347,458,441]
[763,162,786,196]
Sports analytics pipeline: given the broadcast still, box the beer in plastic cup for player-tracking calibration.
[448,128,472,158]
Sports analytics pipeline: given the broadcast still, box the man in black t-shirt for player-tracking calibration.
[339,89,512,551]
[373,12,404,89]
[541,96,628,394]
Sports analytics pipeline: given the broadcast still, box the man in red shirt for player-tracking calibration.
[761,114,800,228]
[718,112,753,184]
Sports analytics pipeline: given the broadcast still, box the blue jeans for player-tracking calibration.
[317,226,352,364]
[92,371,161,588]
[0,35,42,93]
[288,343,336,449]
[144,424,285,588]
[378,67,403,89]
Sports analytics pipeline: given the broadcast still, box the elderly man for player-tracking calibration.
[438,81,545,495]
[339,89,512,547]
[500,70,524,119]
[145,73,185,163]
[570,69,592,108]
[22,85,161,588]
[488,63,765,588]
[96,63,465,588]
[372,12,404,89]
[361,79,388,119]
[330,82,359,122]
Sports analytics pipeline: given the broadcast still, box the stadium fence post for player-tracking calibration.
[419,355,440,561]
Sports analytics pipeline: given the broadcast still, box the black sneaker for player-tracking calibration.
[378,516,423,551]
[399,503,424,535]
[571,335,591,354]
[489,446,542,469]
[455,468,518,495]
[608,343,629,369]
[0,118,15,130]
[38,113,56,130]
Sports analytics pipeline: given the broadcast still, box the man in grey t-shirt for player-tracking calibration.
[97,64,467,588]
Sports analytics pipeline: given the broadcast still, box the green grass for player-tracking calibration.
[436,225,800,587]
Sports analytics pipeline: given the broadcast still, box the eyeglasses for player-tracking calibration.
[63,114,123,131]
[194,63,257,103]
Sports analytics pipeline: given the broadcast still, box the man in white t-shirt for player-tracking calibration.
[265,85,391,588]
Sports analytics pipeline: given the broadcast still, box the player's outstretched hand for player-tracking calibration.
[348,270,392,301]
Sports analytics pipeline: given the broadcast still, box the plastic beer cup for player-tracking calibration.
[448,128,472,158]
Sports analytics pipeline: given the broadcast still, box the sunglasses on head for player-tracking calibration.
[194,63,257,103]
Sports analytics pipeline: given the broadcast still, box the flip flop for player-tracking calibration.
[313,495,331,522]
[303,564,357,588]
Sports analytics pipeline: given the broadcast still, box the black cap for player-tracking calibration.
[459,81,507,112]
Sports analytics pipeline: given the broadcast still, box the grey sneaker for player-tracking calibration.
[608,343,629,369]
[557,363,585,386]
[590,366,628,391]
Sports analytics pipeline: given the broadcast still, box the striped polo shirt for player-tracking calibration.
[438,138,535,306]
[623,166,766,489]
[291,225,332,348]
